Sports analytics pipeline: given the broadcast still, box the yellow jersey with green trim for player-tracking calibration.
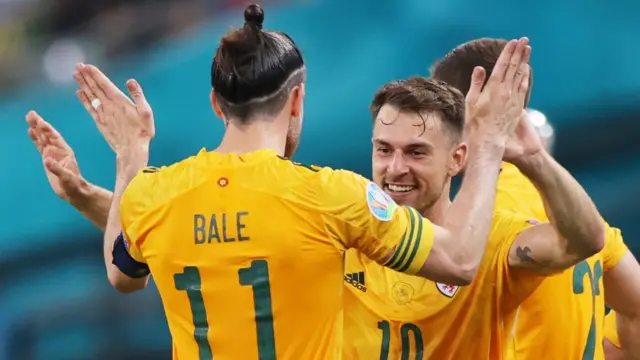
[499,163,628,360]
[342,209,539,360]
[119,148,434,360]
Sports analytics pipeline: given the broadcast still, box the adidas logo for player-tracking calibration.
[344,271,367,292]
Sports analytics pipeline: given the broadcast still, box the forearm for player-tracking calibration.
[618,312,640,360]
[70,184,113,231]
[445,140,505,274]
[104,147,149,285]
[517,151,605,256]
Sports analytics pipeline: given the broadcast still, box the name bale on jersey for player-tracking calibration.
[194,212,251,244]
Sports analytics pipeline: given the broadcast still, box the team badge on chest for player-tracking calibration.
[435,282,459,298]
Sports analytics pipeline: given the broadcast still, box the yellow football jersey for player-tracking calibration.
[342,208,539,360]
[604,311,620,348]
[119,149,435,360]
[500,163,628,360]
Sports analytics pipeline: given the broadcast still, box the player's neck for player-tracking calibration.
[215,119,287,156]
[420,180,452,226]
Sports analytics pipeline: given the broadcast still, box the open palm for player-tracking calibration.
[27,111,86,202]
[74,64,154,154]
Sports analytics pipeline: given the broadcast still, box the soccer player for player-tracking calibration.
[340,67,605,358]
[26,6,533,360]
[431,37,640,360]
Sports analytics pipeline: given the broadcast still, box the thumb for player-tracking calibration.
[126,79,151,114]
[465,66,487,105]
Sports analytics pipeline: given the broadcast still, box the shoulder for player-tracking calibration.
[317,168,369,193]
[488,210,541,248]
[122,155,204,214]
[276,160,370,201]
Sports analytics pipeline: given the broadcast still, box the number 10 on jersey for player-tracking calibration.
[174,260,277,359]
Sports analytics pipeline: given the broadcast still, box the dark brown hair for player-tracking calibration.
[430,38,532,108]
[211,4,306,121]
[370,76,465,139]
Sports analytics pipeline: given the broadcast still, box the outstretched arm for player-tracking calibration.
[71,185,113,231]
[74,63,155,293]
[507,149,605,273]
[417,37,533,283]
[333,38,534,285]
[26,110,113,231]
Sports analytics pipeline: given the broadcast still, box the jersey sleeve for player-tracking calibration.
[119,166,164,263]
[601,224,629,272]
[493,210,544,298]
[320,169,434,275]
[604,311,621,348]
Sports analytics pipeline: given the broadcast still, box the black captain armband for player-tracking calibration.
[112,233,150,278]
[142,166,159,174]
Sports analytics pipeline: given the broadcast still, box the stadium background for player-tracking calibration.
[0,0,639,359]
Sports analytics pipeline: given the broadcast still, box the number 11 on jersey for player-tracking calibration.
[174,260,277,359]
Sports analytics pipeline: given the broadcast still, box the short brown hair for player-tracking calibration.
[370,76,465,138]
[430,38,532,108]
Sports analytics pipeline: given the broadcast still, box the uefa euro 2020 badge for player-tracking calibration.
[366,182,398,222]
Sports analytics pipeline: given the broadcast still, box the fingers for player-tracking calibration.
[76,63,108,103]
[44,157,73,181]
[126,79,152,117]
[40,119,70,151]
[85,64,123,100]
[74,66,101,116]
[503,38,529,87]
[518,63,532,105]
[514,45,531,92]
[26,110,71,154]
[28,127,43,153]
[465,66,487,105]
[25,110,43,128]
[76,89,101,122]
[26,111,46,152]
[488,39,518,84]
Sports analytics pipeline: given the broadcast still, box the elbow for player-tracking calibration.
[437,256,479,286]
[109,279,143,294]
[449,263,479,286]
[108,268,147,294]
[567,223,606,261]
[415,237,481,285]
[584,224,606,258]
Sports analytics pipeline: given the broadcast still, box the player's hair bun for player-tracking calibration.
[244,4,264,30]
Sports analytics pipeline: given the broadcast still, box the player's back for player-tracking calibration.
[120,148,434,360]
[129,149,345,359]
[498,163,627,360]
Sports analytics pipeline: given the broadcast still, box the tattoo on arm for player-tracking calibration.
[515,246,538,264]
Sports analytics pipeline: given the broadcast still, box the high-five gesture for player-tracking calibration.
[503,111,545,163]
[465,37,531,145]
[74,63,154,154]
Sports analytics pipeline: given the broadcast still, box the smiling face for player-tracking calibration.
[372,104,466,214]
